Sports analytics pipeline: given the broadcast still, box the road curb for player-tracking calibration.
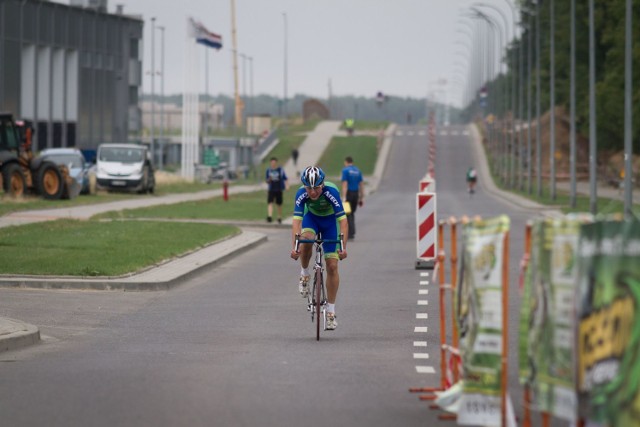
[0,318,40,354]
[0,231,268,291]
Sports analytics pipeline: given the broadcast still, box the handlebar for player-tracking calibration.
[294,234,344,253]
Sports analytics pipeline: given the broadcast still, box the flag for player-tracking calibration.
[188,17,222,49]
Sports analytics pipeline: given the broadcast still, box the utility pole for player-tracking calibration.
[283,12,288,123]
[588,0,597,214]
[150,17,156,164]
[157,25,165,170]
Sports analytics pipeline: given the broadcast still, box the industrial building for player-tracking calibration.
[0,0,143,151]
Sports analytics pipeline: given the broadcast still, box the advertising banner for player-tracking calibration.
[576,220,640,426]
[524,218,585,420]
[456,215,510,426]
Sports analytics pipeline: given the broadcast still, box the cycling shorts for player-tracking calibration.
[301,212,340,259]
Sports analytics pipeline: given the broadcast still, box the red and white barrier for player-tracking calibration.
[416,191,437,268]
[419,175,436,193]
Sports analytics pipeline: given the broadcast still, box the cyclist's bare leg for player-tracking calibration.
[299,231,315,270]
[325,258,339,304]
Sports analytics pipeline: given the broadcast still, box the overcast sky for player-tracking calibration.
[64,0,517,106]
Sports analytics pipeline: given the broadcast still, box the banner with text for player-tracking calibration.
[456,215,510,426]
[576,219,640,426]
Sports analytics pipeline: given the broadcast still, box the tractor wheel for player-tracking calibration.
[2,163,27,197]
[36,161,64,200]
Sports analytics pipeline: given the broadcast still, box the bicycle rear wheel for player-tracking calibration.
[315,269,323,341]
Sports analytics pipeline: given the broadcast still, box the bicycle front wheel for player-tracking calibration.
[315,270,323,341]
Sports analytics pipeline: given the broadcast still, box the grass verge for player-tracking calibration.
[0,220,239,276]
[93,188,298,221]
[317,135,378,177]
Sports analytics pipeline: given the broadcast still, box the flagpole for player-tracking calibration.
[230,0,242,129]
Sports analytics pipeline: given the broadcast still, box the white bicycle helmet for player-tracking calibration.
[301,166,325,187]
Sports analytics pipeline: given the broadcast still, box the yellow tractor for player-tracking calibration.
[0,112,68,199]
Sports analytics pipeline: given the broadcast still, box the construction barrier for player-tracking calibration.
[413,213,640,426]
[411,215,516,427]
[415,191,437,269]
[419,174,436,193]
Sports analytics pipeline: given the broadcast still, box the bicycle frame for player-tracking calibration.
[294,233,344,340]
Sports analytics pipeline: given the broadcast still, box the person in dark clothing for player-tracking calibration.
[265,157,288,223]
[291,147,299,166]
[341,156,363,240]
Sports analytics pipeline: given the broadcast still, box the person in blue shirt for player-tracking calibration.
[341,156,364,240]
[265,157,288,224]
[290,166,348,330]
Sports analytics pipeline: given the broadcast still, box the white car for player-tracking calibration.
[96,143,155,193]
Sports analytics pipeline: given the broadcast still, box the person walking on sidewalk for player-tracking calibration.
[266,157,288,224]
[290,166,348,330]
[341,156,363,241]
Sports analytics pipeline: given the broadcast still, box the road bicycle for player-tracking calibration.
[294,233,344,341]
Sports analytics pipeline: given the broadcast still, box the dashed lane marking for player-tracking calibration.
[418,300,429,306]
[419,289,429,295]
[416,366,436,374]
[414,326,428,333]
[414,353,430,359]
[414,341,427,347]
[419,280,429,285]
[416,313,428,319]
[418,131,426,136]
[420,272,429,277]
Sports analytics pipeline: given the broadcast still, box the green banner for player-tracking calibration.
[576,219,640,425]
[456,215,510,426]
[520,216,591,421]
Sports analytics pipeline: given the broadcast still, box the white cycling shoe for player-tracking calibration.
[326,312,337,330]
[298,276,310,298]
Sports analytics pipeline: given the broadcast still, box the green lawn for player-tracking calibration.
[317,135,378,178]
[0,220,239,276]
[94,188,298,221]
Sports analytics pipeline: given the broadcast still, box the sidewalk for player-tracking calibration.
[0,121,396,353]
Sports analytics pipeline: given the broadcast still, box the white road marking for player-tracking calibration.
[416,313,429,319]
[420,272,429,277]
[439,131,448,136]
[451,131,459,136]
[419,280,429,285]
[414,353,430,359]
[419,289,429,295]
[416,366,436,374]
[418,300,429,306]
[418,131,426,136]
[414,326,428,333]
[463,130,470,135]
[414,341,428,347]
[396,131,404,136]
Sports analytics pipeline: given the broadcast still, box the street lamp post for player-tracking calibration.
[248,56,254,135]
[623,0,633,217]
[550,0,557,200]
[150,17,156,165]
[157,25,165,170]
[588,0,597,214]
[282,12,288,123]
[570,0,577,207]
[239,52,247,130]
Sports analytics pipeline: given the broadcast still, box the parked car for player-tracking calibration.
[39,147,92,198]
[95,143,155,193]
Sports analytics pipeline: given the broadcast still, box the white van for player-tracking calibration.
[95,143,155,193]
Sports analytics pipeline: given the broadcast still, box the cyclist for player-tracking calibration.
[290,166,348,330]
[466,166,477,194]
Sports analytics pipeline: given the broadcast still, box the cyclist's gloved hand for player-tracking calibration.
[338,250,347,260]
[290,249,300,260]
[358,200,363,207]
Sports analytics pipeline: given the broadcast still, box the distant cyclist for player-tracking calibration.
[290,166,348,330]
[466,166,477,194]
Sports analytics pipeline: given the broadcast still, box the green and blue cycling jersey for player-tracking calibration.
[292,181,346,221]
[293,181,346,258]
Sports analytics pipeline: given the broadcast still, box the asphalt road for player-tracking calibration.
[0,124,542,426]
